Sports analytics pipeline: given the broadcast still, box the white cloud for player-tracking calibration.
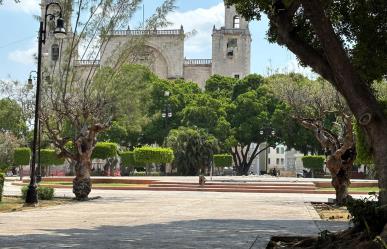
[8,43,37,65]
[166,3,225,58]
[280,58,317,79]
[1,0,40,14]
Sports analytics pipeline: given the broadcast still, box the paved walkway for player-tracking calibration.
[0,182,350,249]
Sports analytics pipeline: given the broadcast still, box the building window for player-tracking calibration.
[268,158,271,164]
[276,147,280,154]
[234,74,240,79]
[280,147,285,154]
[276,158,280,165]
[233,16,240,29]
[281,158,284,165]
[227,38,238,48]
[51,44,59,61]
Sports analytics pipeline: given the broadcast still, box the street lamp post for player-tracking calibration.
[259,128,276,174]
[162,91,173,128]
[25,2,66,204]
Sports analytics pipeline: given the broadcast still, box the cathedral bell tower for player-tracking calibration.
[211,4,251,79]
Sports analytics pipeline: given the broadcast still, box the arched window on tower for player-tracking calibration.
[51,44,59,61]
[233,16,240,29]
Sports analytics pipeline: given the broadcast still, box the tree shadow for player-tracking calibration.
[0,219,349,249]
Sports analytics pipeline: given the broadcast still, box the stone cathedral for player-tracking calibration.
[43,2,251,89]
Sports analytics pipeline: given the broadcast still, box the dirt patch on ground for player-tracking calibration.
[312,202,351,221]
[0,196,74,213]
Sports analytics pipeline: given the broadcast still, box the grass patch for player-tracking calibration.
[0,196,73,213]
[318,187,379,193]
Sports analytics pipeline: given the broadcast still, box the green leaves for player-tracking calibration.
[134,146,174,164]
[39,149,65,166]
[301,156,325,171]
[213,154,233,168]
[13,147,31,166]
[166,127,219,175]
[91,142,118,160]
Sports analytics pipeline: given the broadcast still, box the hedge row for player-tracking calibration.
[134,146,174,164]
[40,149,65,166]
[0,173,4,202]
[13,147,31,165]
[92,142,118,160]
[213,154,233,168]
[301,156,325,170]
[21,186,55,200]
[120,151,145,167]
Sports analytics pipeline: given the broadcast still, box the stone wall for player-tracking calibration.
[184,62,212,89]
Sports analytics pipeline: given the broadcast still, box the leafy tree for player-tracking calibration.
[0,133,23,173]
[227,75,283,175]
[92,142,118,176]
[166,127,219,176]
[133,147,174,175]
[13,147,31,180]
[0,99,27,137]
[213,154,233,168]
[269,73,355,204]
[40,0,176,200]
[302,155,325,176]
[143,79,202,145]
[225,0,387,204]
[120,151,146,175]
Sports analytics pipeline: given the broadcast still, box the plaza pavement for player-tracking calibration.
[0,177,353,249]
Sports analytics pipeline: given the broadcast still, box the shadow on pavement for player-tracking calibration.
[0,219,349,249]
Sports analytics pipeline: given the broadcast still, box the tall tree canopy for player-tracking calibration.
[226,0,387,204]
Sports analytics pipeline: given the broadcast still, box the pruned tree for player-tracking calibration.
[39,0,175,200]
[270,73,355,204]
[225,0,387,205]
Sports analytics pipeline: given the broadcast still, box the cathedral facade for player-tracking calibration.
[43,2,251,89]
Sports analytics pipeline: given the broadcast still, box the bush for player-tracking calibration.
[302,155,325,172]
[92,142,118,160]
[134,146,174,164]
[213,154,233,168]
[13,147,31,165]
[346,196,386,234]
[120,151,146,168]
[133,172,146,176]
[40,149,65,165]
[0,173,4,202]
[21,186,55,200]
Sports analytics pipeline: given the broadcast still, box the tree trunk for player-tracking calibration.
[326,155,353,205]
[73,155,92,201]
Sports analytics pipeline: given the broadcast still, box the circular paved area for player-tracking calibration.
[0,179,351,248]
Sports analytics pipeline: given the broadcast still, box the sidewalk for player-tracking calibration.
[0,183,350,248]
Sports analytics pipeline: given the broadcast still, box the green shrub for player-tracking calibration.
[133,172,146,176]
[302,156,325,171]
[149,172,161,176]
[40,149,65,165]
[346,196,386,234]
[213,154,233,168]
[21,186,55,200]
[92,142,118,160]
[120,151,146,168]
[134,146,174,164]
[13,147,31,165]
[0,173,4,202]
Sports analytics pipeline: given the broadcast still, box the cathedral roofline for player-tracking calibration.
[108,29,184,37]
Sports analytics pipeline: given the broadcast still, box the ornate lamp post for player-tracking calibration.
[162,91,173,128]
[25,2,66,204]
[259,128,276,174]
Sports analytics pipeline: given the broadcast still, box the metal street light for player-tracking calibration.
[25,2,66,204]
[259,127,276,174]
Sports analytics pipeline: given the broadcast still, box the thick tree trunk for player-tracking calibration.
[73,154,92,201]
[326,154,353,205]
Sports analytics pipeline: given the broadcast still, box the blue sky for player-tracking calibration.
[0,0,312,83]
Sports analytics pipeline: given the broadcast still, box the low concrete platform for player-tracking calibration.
[0,182,351,249]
